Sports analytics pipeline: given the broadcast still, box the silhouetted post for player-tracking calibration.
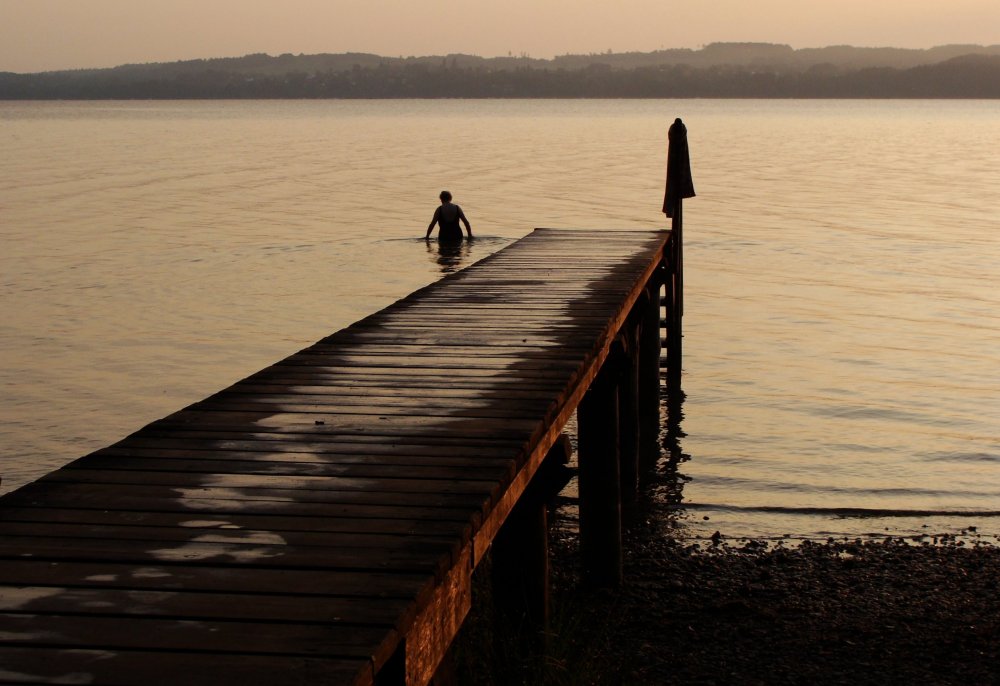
[491,494,549,636]
[491,435,571,651]
[662,118,695,397]
[577,343,623,587]
[618,327,641,504]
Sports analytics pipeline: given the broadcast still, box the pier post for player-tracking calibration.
[662,116,692,405]
[489,435,571,657]
[618,328,641,504]
[490,497,549,649]
[666,211,683,395]
[577,344,623,587]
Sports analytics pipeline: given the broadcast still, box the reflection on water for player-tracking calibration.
[654,381,1000,543]
[426,237,474,274]
[657,387,689,510]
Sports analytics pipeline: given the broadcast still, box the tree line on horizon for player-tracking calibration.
[2,43,999,99]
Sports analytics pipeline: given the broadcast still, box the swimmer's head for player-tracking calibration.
[439,190,452,202]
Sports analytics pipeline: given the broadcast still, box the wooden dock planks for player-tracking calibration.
[0,228,669,685]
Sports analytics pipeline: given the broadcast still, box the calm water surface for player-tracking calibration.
[1,99,998,541]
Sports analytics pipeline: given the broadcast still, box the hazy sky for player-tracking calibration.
[2,0,999,73]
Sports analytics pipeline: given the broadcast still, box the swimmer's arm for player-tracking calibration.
[459,208,472,237]
[425,207,441,238]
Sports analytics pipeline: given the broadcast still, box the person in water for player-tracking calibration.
[426,190,472,241]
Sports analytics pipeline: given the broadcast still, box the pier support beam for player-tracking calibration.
[490,435,571,647]
[618,330,640,504]
[665,221,683,399]
[577,346,623,587]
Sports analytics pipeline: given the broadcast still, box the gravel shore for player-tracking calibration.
[545,506,1000,686]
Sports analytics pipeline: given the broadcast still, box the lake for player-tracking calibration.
[1,99,998,542]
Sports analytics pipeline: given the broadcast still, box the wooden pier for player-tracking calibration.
[0,227,680,685]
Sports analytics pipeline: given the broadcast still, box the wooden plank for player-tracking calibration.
[64,455,513,482]
[197,393,555,412]
[92,443,518,464]
[0,521,461,552]
[226,378,571,396]
[299,344,587,358]
[3,483,482,523]
[289,349,587,363]
[341,322,607,334]
[106,433,526,454]
[360,306,615,316]
[145,410,541,436]
[0,613,392,660]
[9,481,490,516]
[275,355,585,372]
[0,507,471,541]
[116,430,529,450]
[349,317,609,329]
[0,584,407,625]
[208,383,555,400]
[317,331,595,348]
[0,507,470,538]
[0,647,372,686]
[181,400,549,422]
[36,469,502,497]
[139,419,541,450]
[0,536,454,575]
[0,558,430,599]
[367,305,602,316]
[273,357,585,374]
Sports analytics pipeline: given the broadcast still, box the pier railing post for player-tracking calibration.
[577,343,623,587]
[662,116,693,406]
[666,218,683,396]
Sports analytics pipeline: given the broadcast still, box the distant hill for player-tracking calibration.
[3,43,999,99]
[550,42,1000,71]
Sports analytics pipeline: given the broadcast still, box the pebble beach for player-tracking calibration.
[546,505,1000,686]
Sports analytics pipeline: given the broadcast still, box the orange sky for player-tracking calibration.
[2,0,999,73]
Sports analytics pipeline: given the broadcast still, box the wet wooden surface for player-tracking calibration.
[0,228,669,685]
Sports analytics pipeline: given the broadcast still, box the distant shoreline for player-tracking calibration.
[3,43,1000,99]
